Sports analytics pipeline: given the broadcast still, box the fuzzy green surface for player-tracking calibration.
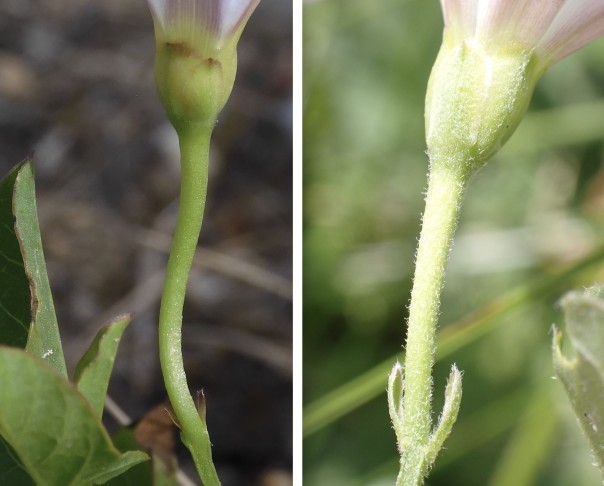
[553,288,604,476]
[303,1,604,484]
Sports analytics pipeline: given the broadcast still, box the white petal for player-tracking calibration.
[476,0,565,48]
[147,0,260,42]
[538,0,604,63]
[219,0,260,37]
[147,0,168,28]
[440,0,478,38]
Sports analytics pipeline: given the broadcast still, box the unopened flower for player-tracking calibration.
[147,0,260,129]
[426,0,604,176]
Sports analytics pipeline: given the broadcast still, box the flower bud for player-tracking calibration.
[426,36,539,176]
[147,0,260,130]
[428,0,604,177]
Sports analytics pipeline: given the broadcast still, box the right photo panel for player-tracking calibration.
[303,1,604,484]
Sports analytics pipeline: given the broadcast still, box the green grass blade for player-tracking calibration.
[505,100,604,155]
[304,248,604,437]
[488,387,559,486]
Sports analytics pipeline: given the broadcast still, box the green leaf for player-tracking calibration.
[0,346,148,485]
[0,437,34,485]
[0,161,59,485]
[425,364,462,469]
[0,163,31,348]
[553,286,604,476]
[105,428,178,486]
[104,429,154,486]
[13,162,66,376]
[89,451,150,485]
[74,315,131,419]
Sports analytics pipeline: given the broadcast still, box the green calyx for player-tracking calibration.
[153,31,237,132]
[425,32,543,178]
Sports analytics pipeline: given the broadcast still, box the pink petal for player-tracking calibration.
[146,0,260,41]
[476,0,565,48]
[220,0,261,37]
[538,0,604,63]
[439,0,478,38]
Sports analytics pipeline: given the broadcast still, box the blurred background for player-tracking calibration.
[303,1,604,485]
[0,1,292,484]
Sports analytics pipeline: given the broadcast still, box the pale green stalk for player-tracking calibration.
[158,125,220,486]
[403,165,465,437]
[392,162,466,486]
[388,0,604,481]
[391,22,541,485]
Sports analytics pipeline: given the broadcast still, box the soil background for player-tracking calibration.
[0,1,292,484]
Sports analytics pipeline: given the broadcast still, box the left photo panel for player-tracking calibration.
[0,1,292,485]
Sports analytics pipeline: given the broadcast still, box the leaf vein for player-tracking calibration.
[0,249,24,268]
[0,302,28,331]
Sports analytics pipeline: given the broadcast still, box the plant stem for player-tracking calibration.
[399,164,467,484]
[158,125,220,486]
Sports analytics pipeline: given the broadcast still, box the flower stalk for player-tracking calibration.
[390,1,604,484]
[146,0,260,483]
[389,161,466,486]
[400,164,466,454]
[158,126,218,485]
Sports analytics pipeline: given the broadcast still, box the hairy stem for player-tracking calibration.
[158,126,220,486]
[399,164,467,484]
